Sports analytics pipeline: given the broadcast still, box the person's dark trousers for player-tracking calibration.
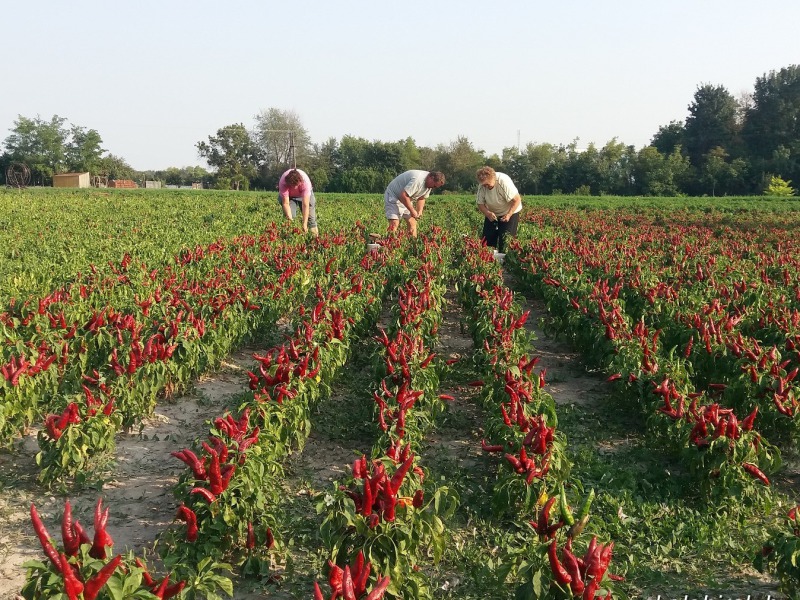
[481,212,520,253]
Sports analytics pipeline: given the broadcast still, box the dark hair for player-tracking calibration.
[428,171,445,185]
[285,169,303,187]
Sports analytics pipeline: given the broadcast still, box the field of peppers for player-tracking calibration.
[1,188,800,599]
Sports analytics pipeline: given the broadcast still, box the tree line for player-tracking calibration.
[2,64,798,195]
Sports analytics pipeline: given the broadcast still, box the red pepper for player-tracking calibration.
[176,505,198,542]
[171,449,207,480]
[30,503,62,573]
[163,581,187,599]
[342,565,356,600]
[90,498,113,559]
[365,576,391,600]
[59,553,84,600]
[390,455,415,495]
[538,496,557,538]
[328,560,344,594]
[246,521,255,549]
[743,462,770,486]
[61,500,80,557]
[548,540,572,585]
[83,554,122,600]
[313,582,325,600]
[266,527,275,549]
[741,406,758,431]
[481,439,504,453]
[190,487,217,503]
[562,545,584,595]
[72,520,92,548]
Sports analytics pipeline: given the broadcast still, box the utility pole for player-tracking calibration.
[262,129,296,169]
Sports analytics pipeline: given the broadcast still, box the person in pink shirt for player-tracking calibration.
[278,168,319,236]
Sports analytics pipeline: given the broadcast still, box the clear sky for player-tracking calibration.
[4,0,798,171]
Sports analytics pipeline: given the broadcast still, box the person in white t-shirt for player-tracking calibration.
[383,170,446,237]
[475,166,522,253]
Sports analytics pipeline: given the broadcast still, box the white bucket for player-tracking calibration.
[367,243,381,252]
[493,251,506,264]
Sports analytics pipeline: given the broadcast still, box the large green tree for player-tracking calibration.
[683,84,740,168]
[65,125,105,174]
[97,154,135,181]
[253,108,311,187]
[196,123,260,190]
[700,146,747,196]
[650,121,685,156]
[503,142,558,195]
[3,115,69,184]
[434,136,485,192]
[633,146,691,196]
[742,65,800,184]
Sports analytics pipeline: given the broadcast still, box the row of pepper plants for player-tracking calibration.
[3,227,326,486]
[505,209,790,499]
[20,225,399,599]
[318,227,460,599]
[453,235,623,599]
[503,207,800,593]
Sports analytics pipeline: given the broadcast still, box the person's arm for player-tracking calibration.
[416,197,426,218]
[478,204,497,221]
[301,193,310,232]
[398,190,420,219]
[476,194,497,221]
[499,194,521,222]
[280,193,293,220]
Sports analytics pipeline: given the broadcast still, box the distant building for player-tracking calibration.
[145,180,162,189]
[53,172,90,188]
[108,179,138,188]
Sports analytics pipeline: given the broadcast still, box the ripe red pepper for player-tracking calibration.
[313,582,325,600]
[561,545,584,595]
[481,439,504,453]
[190,487,217,503]
[59,553,84,600]
[176,505,198,542]
[743,462,770,486]
[61,500,80,557]
[548,539,572,585]
[30,503,62,573]
[365,576,391,600]
[246,521,255,550]
[390,455,415,494]
[171,449,207,480]
[83,554,122,600]
[266,527,275,549]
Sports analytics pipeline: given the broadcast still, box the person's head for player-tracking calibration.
[476,166,496,189]
[425,171,446,189]
[285,169,303,187]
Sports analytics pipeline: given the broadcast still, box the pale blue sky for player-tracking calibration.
[4,0,798,170]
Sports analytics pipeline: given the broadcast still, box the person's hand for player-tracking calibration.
[302,223,309,233]
[410,210,419,219]
[487,212,497,222]
[499,213,510,222]
[417,208,424,219]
